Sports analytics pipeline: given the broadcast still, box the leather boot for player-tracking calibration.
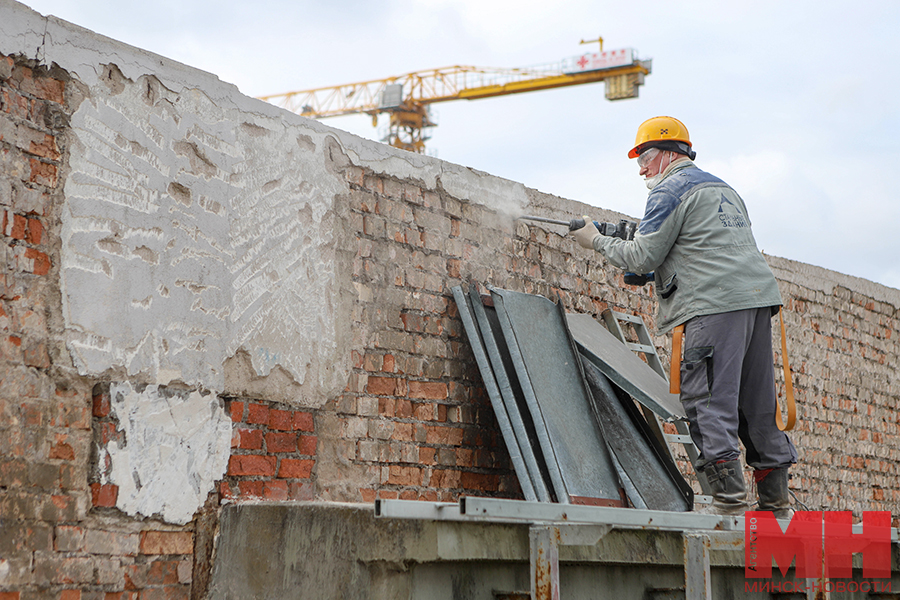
[697,460,750,515]
[756,467,794,520]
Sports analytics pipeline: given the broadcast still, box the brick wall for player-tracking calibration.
[1,53,199,600]
[3,27,900,597]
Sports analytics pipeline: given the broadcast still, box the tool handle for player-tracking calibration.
[568,218,601,231]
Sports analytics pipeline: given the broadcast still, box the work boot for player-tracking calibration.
[697,460,750,515]
[756,467,794,520]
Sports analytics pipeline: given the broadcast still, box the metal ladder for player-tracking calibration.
[601,309,711,499]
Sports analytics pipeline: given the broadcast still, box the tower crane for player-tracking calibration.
[259,39,652,154]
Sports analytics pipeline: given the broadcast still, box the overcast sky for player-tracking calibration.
[19,0,900,290]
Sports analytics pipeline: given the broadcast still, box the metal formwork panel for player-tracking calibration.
[490,288,623,506]
[451,286,539,502]
[465,287,554,502]
[566,312,686,420]
[580,357,693,512]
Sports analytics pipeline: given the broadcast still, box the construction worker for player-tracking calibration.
[572,116,797,517]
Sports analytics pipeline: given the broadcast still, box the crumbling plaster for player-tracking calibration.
[0,0,530,401]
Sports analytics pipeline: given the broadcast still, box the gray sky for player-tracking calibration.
[20,0,900,289]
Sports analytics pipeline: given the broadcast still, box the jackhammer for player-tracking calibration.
[519,215,654,286]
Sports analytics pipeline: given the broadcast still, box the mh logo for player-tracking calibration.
[745,511,892,579]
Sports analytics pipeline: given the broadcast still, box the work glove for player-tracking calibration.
[572,216,600,250]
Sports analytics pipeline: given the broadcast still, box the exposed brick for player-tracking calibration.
[366,376,403,396]
[140,531,193,555]
[229,400,245,422]
[278,458,314,479]
[91,483,118,508]
[265,431,297,453]
[92,392,110,418]
[409,381,448,400]
[263,480,289,500]
[292,411,314,432]
[246,402,269,425]
[237,428,263,450]
[298,435,317,456]
[268,408,291,431]
[227,455,276,477]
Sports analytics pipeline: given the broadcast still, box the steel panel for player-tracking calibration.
[581,357,692,512]
[491,288,622,505]
[566,312,686,420]
[466,287,554,502]
[451,286,539,502]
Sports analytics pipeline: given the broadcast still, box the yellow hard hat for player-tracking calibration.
[628,116,692,158]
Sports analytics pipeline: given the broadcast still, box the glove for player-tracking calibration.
[572,216,600,250]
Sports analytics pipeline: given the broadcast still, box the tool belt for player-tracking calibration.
[669,308,796,431]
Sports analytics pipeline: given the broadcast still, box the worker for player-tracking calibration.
[572,116,797,517]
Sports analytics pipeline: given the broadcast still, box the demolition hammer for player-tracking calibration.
[519,215,653,286]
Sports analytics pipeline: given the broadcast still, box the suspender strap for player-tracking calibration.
[669,311,797,432]
[669,324,684,395]
[776,307,797,431]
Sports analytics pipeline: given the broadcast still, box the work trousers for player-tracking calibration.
[679,307,797,472]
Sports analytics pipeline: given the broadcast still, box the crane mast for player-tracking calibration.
[259,43,652,153]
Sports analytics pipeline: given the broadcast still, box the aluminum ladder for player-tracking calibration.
[601,309,711,499]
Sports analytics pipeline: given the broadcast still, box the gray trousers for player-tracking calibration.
[679,307,797,472]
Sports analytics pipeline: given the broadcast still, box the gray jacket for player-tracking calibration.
[593,160,782,333]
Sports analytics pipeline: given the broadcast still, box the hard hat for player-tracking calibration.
[628,116,692,158]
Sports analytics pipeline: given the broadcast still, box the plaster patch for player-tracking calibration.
[107,381,231,525]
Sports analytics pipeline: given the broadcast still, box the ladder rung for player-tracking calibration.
[625,342,656,354]
[664,434,694,444]
[610,311,643,324]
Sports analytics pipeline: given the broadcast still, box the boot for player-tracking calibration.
[697,460,750,515]
[756,467,794,520]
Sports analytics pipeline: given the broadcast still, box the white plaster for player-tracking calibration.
[107,382,231,524]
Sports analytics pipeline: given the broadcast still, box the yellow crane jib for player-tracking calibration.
[259,43,652,154]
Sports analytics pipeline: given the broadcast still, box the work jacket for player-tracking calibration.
[592,160,782,333]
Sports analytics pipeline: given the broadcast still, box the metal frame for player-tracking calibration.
[374,498,899,600]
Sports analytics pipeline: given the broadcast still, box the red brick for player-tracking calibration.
[386,465,422,486]
[59,590,80,600]
[265,431,297,453]
[92,392,110,418]
[91,483,118,507]
[229,400,244,422]
[140,531,193,555]
[0,592,20,600]
[24,247,51,275]
[99,421,118,445]
[226,455,276,477]
[425,425,464,445]
[409,381,448,400]
[461,471,499,491]
[268,409,291,431]
[263,480,289,500]
[238,480,263,497]
[3,211,27,239]
[28,133,60,161]
[25,217,43,244]
[29,158,57,187]
[298,435,317,456]
[49,439,75,461]
[237,428,262,450]
[278,458,314,479]
[146,560,180,585]
[367,376,403,396]
[246,403,268,425]
[383,354,395,372]
[292,411,314,432]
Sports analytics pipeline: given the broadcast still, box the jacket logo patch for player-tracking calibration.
[718,194,748,228]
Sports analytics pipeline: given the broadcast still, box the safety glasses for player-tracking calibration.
[637,147,660,168]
